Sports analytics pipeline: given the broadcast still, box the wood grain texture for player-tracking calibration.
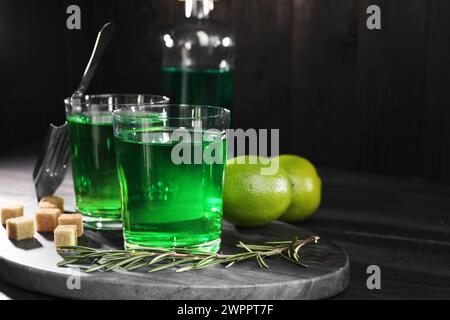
[420,0,450,181]
[356,0,429,177]
[291,0,359,167]
[1,0,450,182]
[301,167,450,299]
[229,0,293,135]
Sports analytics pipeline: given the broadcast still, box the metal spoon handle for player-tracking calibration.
[73,22,116,97]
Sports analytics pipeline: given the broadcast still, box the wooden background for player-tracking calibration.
[1,0,449,182]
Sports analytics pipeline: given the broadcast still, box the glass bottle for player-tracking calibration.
[160,0,235,108]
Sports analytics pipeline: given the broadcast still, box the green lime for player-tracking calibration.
[223,156,292,227]
[274,155,321,222]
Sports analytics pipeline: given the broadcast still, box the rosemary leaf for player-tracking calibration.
[194,259,230,270]
[176,265,195,273]
[105,255,146,271]
[258,255,270,269]
[148,258,192,273]
[195,256,216,267]
[85,262,114,273]
[148,252,173,265]
[256,255,264,269]
[224,261,236,269]
[280,253,309,268]
[57,259,80,267]
[124,261,151,271]
[238,241,253,253]
[264,240,292,245]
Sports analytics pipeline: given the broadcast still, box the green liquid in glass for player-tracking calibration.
[161,67,233,107]
[67,114,122,228]
[115,129,226,252]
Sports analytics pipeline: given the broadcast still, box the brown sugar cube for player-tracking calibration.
[6,217,35,241]
[54,225,77,248]
[1,201,24,225]
[39,196,64,212]
[36,207,61,232]
[58,214,83,237]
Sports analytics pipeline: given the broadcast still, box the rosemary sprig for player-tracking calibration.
[57,235,319,273]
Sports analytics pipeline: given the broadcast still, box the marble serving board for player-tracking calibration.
[0,156,349,300]
[0,210,349,300]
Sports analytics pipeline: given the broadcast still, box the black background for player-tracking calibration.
[1,0,450,182]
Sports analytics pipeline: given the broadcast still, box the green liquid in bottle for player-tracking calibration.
[67,114,122,229]
[115,129,226,252]
[161,67,233,107]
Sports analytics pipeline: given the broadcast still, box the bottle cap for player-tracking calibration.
[178,0,218,19]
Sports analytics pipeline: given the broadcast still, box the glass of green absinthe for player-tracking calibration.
[113,104,230,252]
[65,94,169,230]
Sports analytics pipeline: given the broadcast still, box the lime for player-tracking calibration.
[274,155,321,222]
[223,155,292,227]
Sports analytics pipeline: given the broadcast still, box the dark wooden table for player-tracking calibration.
[1,148,449,300]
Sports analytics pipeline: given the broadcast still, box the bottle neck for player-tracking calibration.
[185,0,214,19]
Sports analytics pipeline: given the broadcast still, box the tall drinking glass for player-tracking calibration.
[65,94,169,230]
[113,104,230,252]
